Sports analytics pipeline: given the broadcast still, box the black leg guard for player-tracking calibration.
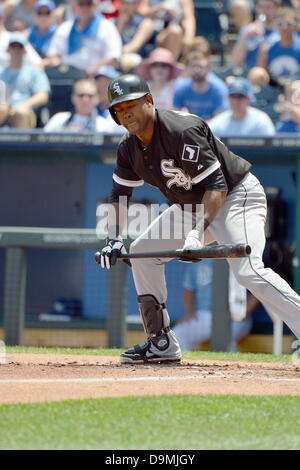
[138,294,170,351]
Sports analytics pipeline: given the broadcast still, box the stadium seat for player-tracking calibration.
[193,0,228,65]
[214,64,249,82]
[45,65,86,116]
[252,84,282,108]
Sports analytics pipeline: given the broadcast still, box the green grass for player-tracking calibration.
[1,347,299,450]
[0,395,300,450]
[5,345,294,363]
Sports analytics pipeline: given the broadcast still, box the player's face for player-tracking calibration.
[114,96,153,134]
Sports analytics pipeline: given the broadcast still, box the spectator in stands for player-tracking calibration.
[257,6,300,84]
[43,0,122,77]
[180,36,230,93]
[138,0,196,59]
[3,0,38,32]
[98,0,120,19]
[44,77,124,133]
[53,0,77,24]
[208,77,275,136]
[116,0,154,73]
[27,0,57,59]
[173,51,229,120]
[93,64,126,132]
[247,65,270,84]
[0,79,10,127]
[231,0,281,69]
[0,32,50,128]
[136,47,184,110]
[172,260,255,352]
[94,64,119,117]
[180,35,211,60]
[228,0,254,32]
[275,79,300,132]
[0,4,42,66]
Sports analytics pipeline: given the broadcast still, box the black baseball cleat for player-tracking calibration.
[120,339,182,364]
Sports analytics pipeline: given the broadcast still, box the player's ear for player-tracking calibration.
[145,93,153,105]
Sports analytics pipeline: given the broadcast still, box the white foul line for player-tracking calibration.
[0,374,299,384]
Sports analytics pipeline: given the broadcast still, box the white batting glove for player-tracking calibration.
[183,229,203,250]
[179,229,203,263]
[96,235,128,270]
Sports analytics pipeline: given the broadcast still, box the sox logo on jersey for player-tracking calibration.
[161,159,193,190]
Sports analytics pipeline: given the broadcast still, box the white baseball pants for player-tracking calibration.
[129,172,300,340]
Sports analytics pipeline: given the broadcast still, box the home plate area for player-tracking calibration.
[0,353,300,404]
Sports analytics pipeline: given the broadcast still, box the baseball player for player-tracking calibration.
[95,73,300,364]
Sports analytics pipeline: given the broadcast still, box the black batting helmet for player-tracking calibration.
[108,74,151,124]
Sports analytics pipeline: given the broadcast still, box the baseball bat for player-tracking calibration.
[117,243,251,261]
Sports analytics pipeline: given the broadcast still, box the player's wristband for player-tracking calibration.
[192,218,210,242]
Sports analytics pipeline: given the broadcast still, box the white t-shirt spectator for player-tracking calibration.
[0,31,42,67]
[46,16,122,70]
[208,106,275,137]
[44,110,125,134]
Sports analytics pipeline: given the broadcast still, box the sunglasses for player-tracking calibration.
[36,9,51,15]
[276,20,296,27]
[151,62,171,68]
[75,93,96,98]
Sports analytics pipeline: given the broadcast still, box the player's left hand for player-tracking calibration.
[179,229,203,263]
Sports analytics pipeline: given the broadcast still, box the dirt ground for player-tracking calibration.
[0,353,300,404]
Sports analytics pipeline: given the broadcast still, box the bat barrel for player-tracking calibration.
[118,244,251,260]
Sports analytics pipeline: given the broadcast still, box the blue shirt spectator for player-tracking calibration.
[267,36,300,81]
[274,80,300,134]
[0,32,50,128]
[231,0,280,68]
[173,51,228,120]
[258,7,300,83]
[0,61,50,107]
[208,77,275,136]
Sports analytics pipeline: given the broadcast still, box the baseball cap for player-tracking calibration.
[228,77,253,98]
[8,32,27,47]
[94,65,119,80]
[34,0,56,11]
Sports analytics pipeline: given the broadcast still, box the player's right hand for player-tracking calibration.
[95,236,128,270]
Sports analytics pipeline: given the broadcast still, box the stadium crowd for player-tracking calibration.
[0,0,299,135]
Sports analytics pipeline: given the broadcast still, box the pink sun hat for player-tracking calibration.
[137,48,185,81]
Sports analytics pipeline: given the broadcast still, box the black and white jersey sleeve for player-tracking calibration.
[113,144,144,188]
[179,124,228,193]
[109,142,144,204]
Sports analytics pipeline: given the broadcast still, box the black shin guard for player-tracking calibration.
[138,294,170,351]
